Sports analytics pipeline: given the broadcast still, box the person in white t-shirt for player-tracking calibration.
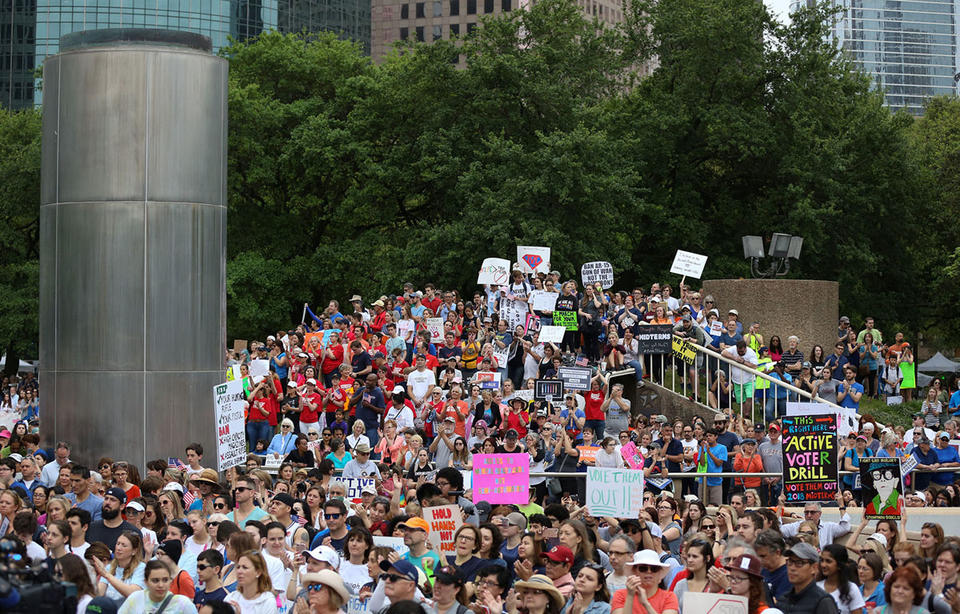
[722,340,758,417]
[406,356,436,410]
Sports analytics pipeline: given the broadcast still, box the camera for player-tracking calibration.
[0,538,77,614]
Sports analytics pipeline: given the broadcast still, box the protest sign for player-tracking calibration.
[500,297,529,332]
[477,258,510,285]
[233,339,248,353]
[535,379,564,401]
[531,291,558,312]
[558,366,592,391]
[225,365,242,381]
[860,458,904,519]
[683,593,747,614]
[249,359,270,378]
[213,380,247,472]
[586,467,644,518]
[492,349,509,369]
[577,446,600,463]
[475,371,502,389]
[512,389,534,402]
[538,325,566,344]
[787,401,859,438]
[709,320,724,337]
[347,595,370,614]
[525,313,541,334]
[373,536,409,556]
[517,246,551,274]
[901,454,918,476]
[342,477,377,504]
[620,442,644,470]
[461,470,472,491]
[672,337,696,365]
[635,325,673,354]
[781,414,838,503]
[473,453,530,504]
[425,504,464,556]
[581,261,614,289]
[553,311,578,331]
[426,318,444,343]
[669,249,709,278]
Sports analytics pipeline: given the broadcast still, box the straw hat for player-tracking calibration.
[301,570,349,602]
[514,575,565,610]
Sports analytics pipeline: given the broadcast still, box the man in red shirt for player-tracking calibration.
[583,372,608,440]
[422,283,443,314]
[370,300,388,333]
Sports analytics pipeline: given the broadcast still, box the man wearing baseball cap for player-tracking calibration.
[398,517,442,581]
[541,545,576,598]
[758,422,783,505]
[779,543,838,614]
[86,487,138,550]
[378,559,427,608]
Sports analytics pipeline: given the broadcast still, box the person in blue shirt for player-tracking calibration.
[949,388,960,415]
[911,437,940,491]
[838,366,864,410]
[701,428,727,506]
[765,362,793,422]
[351,373,386,449]
[932,432,960,486]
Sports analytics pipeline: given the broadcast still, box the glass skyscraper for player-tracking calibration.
[0,0,373,109]
[797,0,960,115]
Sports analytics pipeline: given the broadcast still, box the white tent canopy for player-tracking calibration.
[0,356,37,373]
[917,351,960,373]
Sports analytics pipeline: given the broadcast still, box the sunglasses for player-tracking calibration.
[196,564,212,571]
[383,573,412,583]
[214,503,227,510]
[325,513,342,519]
[633,565,660,573]
[701,524,717,530]
[207,521,220,528]
[235,487,251,492]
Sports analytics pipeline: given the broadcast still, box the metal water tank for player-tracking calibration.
[39,29,227,468]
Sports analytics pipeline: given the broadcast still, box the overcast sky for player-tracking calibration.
[765,0,792,23]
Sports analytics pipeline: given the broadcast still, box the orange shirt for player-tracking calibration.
[734,453,764,488]
[612,587,679,614]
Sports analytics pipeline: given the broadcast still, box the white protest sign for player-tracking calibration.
[426,318,444,343]
[512,389,534,401]
[225,365,243,381]
[787,401,859,438]
[517,246,551,274]
[249,359,270,378]
[901,454,918,476]
[683,593,747,614]
[347,595,370,614]
[461,470,473,491]
[530,290,558,312]
[500,297,530,332]
[342,477,376,503]
[669,249,708,278]
[373,536,409,556]
[709,320,724,336]
[213,380,247,472]
[538,325,566,344]
[492,349,509,369]
[586,467,644,518]
[581,261,614,289]
[424,504,464,557]
[478,258,510,285]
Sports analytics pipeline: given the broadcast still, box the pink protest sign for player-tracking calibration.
[621,442,644,471]
[472,453,530,504]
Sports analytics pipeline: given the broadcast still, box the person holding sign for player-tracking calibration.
[554,282,580,353]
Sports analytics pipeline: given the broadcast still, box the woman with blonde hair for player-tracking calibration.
[159,490,185,524]
[225,550,278,612]
[795,520,820,550]
[0,490,22,535]
[93,530,146,601]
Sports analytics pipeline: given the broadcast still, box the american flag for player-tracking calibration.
[296,516,307,526]
[168,458,188,472]
[576,355,589,367]
[183,490,196,508]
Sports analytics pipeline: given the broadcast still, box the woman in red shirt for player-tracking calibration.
[320,332,345,387]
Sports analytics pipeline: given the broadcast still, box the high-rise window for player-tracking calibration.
[449,0,459,14]
[401,4,409,18]
[400,27,409,39]
[416,2,425,17]
[484,0,493,12]
[433,1,442,16]
[416,26,424,41]
[432,24,441,40]
[502,0,511,9]
[467,21,477,32]
[450,23,460,35]
[467,0,476,13]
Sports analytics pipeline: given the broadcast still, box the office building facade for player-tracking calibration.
[371,0,625,60]
[1,0,378,109]
[796,0,960,115]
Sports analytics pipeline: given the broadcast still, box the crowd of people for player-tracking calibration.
[3,271,960,614]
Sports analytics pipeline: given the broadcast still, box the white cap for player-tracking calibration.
[393,385,405,395]
[163,482,184,493]
[304,545,341,569]
[267,335,276,341]
[307,378,317,386]
[125,501,145,512]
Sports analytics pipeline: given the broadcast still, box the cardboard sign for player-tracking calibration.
[635,325,673,354]
[512,389,534,401]
[478,258,511,285]
[500,297,529,332]
[525,313,541,334]
[213,380,247,472]
[672,336,696,365]
[683,593,747,614]
[669,249,708,278]
[860,458,904,519]
[558,366,592,391]
[577,446,601,463]
[586,467,644,518]
[552,310,579,331]
[581,261,614,289]
[531,291,559,312]
[233,339,248,353]
[473,453,530,504]
[620,441,644,471]
[342,477,377,503]
[535,379,564,401]
[781,414,838,502]
[787,402,859,438]
[426,318,444,343]
[517,246,551,274]
[249,359,270,378]
[373,536,409,557]
[538,325,566,344]
[424,504,464,556]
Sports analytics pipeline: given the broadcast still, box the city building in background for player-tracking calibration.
[1,0,373,110]
[371,0,628,60]
[795,0,960,115]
